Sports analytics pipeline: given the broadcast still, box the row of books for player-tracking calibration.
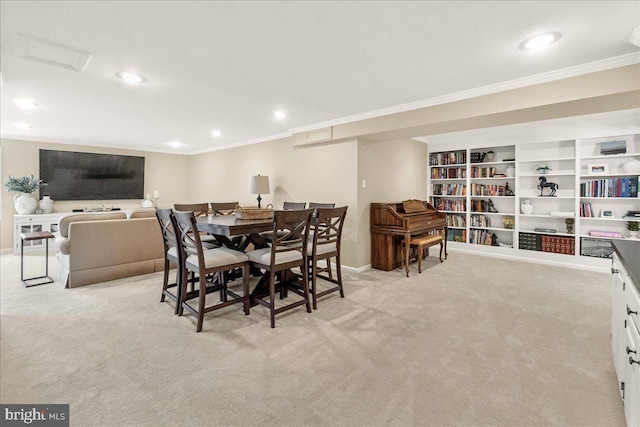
[470,214,491,227]
[447,229,467,242]
[432,184,467,196]
[470,166,498,178]
[429,150,466,166]
[446,214,466,228]
[433,198,466,212]
[470,183,511,196]
[579,176,638,198]
[470,152,488,164]
[470,229,494,245]
[431,167,467,179]
[518,233,575,255]
[580,202,596,217]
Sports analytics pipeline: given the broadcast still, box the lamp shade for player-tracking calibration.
[249,175,270,195]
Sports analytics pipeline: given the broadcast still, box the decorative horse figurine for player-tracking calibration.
[538,176,558,197]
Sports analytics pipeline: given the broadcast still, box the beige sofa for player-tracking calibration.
[55,209,165,288]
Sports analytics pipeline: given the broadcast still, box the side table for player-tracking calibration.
[20,231,55,287]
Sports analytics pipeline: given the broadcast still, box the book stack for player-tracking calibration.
[470,166,497,178]
[580,176,639,197]
[470,183,509,196]
[470,229,493,245]
[447,229,467,242]
[432,198,466,212]
[470,215,491,227]
[580,202,595,217]
[431,167,467,179]
[470,199,496,212]
[432,183,467,196]
[446,214,466,228]
[518,232,575,255]
[429,150,466,166]
[589,230,624,238]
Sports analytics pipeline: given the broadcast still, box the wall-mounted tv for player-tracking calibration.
[39,149,145,201]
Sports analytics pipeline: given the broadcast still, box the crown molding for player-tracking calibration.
[288,52,640,135]
[187,132,292,155]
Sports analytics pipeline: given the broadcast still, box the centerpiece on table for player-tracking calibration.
[4,175,48,215]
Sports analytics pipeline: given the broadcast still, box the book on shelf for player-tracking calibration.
[580,176,638,198]
[589,230,624,238]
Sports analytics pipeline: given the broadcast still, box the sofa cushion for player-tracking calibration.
[59,212,127,237]
[129,208,156,218]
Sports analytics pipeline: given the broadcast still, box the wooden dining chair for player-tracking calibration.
[173,203,218,246]
[210,202,238,216]
[308,202,335,209]
[283,202,306,210]
[173,211,250,332]
[307,206,348,309]
[155,208,183,314]
[246,209,314,328]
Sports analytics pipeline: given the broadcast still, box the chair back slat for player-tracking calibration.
[282,202,306,210]
[172,210,203,260]
[210,202,238,216]
[312,206,348,253]
[270,209,314,261]
[173,203,209,217]
[155,208,178,250]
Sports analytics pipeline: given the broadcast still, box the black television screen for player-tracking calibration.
[39,150,145,201]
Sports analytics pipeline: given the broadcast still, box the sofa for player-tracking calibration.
[55,208,165,288]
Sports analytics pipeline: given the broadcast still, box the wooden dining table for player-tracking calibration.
[195,215,300,306]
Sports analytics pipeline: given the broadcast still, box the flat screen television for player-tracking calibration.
[39,149,145,201]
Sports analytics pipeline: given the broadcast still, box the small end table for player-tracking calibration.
[20,231,55,287]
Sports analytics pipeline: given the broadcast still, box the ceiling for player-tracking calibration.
[1,1,639,154]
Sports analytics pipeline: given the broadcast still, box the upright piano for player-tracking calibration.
[370,201,447,271]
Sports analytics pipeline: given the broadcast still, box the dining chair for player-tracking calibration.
[307,206,348,310]
[246,209,314,328]
[308,202,335,209]
[283,202,306,210]
[155,208,183,314]
[173,203,218,246]
[210,202,238,216]
[173,210,250,332]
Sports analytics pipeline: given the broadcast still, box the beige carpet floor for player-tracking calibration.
[0,250,625,427]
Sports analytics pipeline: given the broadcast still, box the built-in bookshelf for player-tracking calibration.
[427,132,640,268]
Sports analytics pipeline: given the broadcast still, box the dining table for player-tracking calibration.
[195,215,302,306]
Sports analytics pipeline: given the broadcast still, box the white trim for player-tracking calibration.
[342,264,371,273]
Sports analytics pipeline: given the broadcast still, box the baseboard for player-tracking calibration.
[342,264,371,273]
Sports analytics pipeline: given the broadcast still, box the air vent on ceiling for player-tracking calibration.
[16,36,91,72]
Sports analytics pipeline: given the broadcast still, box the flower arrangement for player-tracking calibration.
[4,175,47,194]
[536,164,552,174]
[502,216,515,229]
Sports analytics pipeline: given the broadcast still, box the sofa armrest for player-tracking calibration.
[54,236,70,255]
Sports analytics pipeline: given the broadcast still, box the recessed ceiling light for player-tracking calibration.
[520,32,561,50]
[166,141,184,148]
[274,110,286,120]
[13,122,32,130]
[12,99,38,108]
[211,130,222,137]
[116,71,146,84]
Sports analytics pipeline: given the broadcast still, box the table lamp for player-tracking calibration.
[249,175,270,208]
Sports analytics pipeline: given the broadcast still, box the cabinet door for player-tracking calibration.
[623,318,639,427]
[612,256,628,382]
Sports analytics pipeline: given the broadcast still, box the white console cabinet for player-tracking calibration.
[13,213,66,255]
[611,241,640,427]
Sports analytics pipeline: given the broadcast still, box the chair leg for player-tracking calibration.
[196,274,207,333]
[178,266,188,316]
[311,258,318,310]
[173,263,182,315]
[161,258,169,302]
[439,241,443,262]
[336,254,344,298]
[327,257,334,279]
[269,270,277,328]
[417,244,422,274]
[242,264,250,315]
[303,262,312,314]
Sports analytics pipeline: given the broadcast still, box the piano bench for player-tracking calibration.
[401,234,444,276]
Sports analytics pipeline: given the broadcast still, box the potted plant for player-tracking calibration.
[627,220,640,239]
[536,163,552,174]
[502,216,514,229]
[4,175,47,215]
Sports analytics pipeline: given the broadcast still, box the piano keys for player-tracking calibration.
[370,201,447,271]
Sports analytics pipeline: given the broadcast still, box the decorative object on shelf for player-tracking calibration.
[4,175,48,215]
[39,195,54,214]
[622,158,640,174]
[536,164,551,174]
[506,165,515,177]
[601,210,614,217]
[153,190,160,207]
[627,220,640,239]
[35,209,44,215]
[587,164,609,174]
[521,200,534,215]
[502,216,514,229]
[600,140,626,155]
[565,218,574,234]
[141,194,154,208]
[504,182,515,196]
[249,174,270,208]
[580,237,614,258]
[486,199,498,213]
[538,176,558,197]
[623,210,640,219]
[491,233,498,246]
[485,151,495,162]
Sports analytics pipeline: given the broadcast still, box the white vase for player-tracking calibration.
[40,195,54,214]
[521,200,534,215]
[506,166,515,177]
[622,159,640,174]
[14,193,38,215]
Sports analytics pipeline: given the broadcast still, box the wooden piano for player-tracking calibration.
[370,201,447,271]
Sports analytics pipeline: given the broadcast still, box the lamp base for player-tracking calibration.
[257,194,262,209]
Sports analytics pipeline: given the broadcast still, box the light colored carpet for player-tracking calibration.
[0,250,625,427]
